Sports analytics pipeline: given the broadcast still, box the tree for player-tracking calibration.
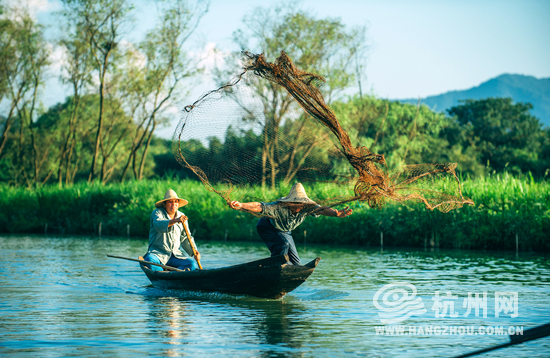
[0,5,50,186]
[541,128,550,178]
[0,3,13,105]
[0,5,27,159]
[120,0,207,181]
[32,96,95,184]
[56,22,94,186]
[447,97,545,176]
[32,94,154,184]
[61,0,132,182]
[224,3,368,188]
[331,95,450,173]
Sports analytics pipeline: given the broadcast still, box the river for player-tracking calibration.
[1,235,549,357]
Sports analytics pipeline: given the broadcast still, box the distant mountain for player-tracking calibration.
[398,74,550,127]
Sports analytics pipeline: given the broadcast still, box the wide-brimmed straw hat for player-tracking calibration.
[155,189,188,208]
[277,183,317,205]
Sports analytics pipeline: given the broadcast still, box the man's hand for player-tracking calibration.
[229,201,242,210]
[229,201,263,213]
[194,251,201,262]
[168,214,187,228]
[336,206,353,218]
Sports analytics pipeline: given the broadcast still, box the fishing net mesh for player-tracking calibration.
[173,51,473,216]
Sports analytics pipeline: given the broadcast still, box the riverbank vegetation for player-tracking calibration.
[1,2,548,252]
[1,174,548,251]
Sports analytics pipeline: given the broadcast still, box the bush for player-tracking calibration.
[0,174,548,251]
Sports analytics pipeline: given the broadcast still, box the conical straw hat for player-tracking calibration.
[277,183,317,205]
[155,189,189,208]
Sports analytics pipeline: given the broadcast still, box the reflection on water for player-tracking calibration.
[145,297,190,357]
[0,235,549,357]
[142,292,310,357]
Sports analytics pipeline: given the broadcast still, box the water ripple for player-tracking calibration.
[1,235,549,357]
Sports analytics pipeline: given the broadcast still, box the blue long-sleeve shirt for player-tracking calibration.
[146,208,197,264]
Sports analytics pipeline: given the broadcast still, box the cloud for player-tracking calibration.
[119,40,148,69]
[193,42,231,76]
[48,43,65,76]
[2,0,59,20]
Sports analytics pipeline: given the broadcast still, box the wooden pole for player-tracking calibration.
[107,254,185,272]
[182,220,203,270]
[99,222,102,237]
[454,322,550,358]
[516,233,519,257]
[127,224,130,238]
[380,231,383,251]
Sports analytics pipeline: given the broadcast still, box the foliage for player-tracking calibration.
[0,5,50,185]
[1,0,548,193]
[135,94,550,188]
[118,0,207,182]
[60,0,134,182]
[232,2,365,99]
[215,3,367,188]
[0,176,547,251]
[446,98,548,176]
[0,0,207,187]
[331,95,451,171]
[0,94,164,184]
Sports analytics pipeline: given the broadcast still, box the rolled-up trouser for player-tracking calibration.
[143,253,198,271]
[256,217,301,266]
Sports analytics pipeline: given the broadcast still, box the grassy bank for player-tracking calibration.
[0,174,548,251]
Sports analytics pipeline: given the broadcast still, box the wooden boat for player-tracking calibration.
[139,255,321,299]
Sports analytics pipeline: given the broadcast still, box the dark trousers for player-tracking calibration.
[256,217,301,266]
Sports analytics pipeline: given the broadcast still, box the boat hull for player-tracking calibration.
[140,255,320,299]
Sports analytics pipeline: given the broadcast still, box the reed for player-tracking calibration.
[0,173,548,251]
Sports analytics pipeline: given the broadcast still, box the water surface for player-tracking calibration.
[1,235,549,357]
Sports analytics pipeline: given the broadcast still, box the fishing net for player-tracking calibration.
[172,51,473,216]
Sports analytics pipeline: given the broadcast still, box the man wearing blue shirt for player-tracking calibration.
[143,189,201,271]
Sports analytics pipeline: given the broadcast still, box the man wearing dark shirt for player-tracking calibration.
[229,183,352,265]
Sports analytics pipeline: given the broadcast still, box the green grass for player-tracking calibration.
[0,173,548,251]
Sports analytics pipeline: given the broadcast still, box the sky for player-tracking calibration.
[19,0,550,137]
[192,0,550,99]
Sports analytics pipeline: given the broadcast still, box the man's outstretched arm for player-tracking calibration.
[229,201,263,213]
[317,206,353,218]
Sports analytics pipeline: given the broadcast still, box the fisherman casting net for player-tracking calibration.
[172,51,473,216]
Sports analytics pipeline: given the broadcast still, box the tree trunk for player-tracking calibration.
[0,88,24,158]
[89,48,111,182]
[89,77,106,182]
[0,116,14,159]
[58,92,81,187]
[138,121,156,180]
